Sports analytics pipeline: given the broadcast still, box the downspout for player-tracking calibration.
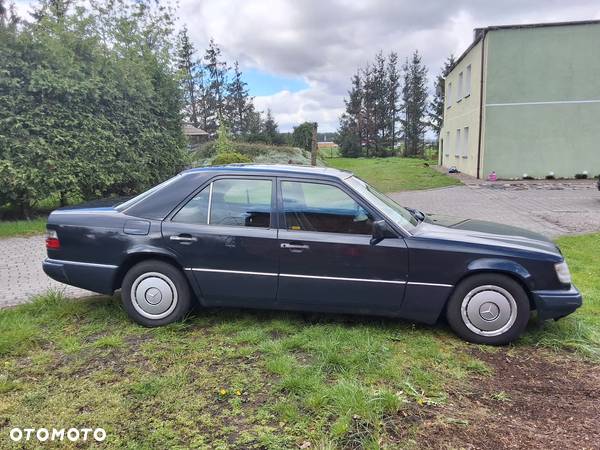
[476,31,486,179]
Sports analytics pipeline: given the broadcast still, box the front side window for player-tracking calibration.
[173,178,272,228]
[281,181,373,235]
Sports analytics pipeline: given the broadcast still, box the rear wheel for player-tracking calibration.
[446,273,530,345]
[121,260,191,327]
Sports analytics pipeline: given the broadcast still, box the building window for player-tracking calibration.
[457,72,463,101]
[465,65,472,97]
[446,82,452,108]
[445,131,450,156]
[462,127,469,158]
[455,129,461,157]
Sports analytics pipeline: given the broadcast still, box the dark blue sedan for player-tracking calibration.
[43,165,582,344]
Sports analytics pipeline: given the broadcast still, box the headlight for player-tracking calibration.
[554,261,571,284]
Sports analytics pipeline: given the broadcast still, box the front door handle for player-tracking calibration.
[170,234,197,243]
[281,243,309,250]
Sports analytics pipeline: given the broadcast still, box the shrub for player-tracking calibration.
[211,152,252,166]
[574,173,588,179]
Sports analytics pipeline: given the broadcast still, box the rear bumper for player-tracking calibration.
[532,285,582,321]
[42,258,117,295]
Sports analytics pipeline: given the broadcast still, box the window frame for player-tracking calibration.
[167,175,277,230]
[457,71,463,102]
[465,64,472,97]
[462,126,470,158]
[455,128,461,157]
[276,177,383,237]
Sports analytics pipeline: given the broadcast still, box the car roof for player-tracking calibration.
[181,164,353,180]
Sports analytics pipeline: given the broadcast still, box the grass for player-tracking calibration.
[0,231,597,447]
[326,157,461,192]
[520,233,600,357]
[0,218,47,238]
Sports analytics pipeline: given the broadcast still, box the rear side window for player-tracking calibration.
[281,181,373,234]
[173,178,272,228]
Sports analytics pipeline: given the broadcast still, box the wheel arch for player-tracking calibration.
[113,248,186,292]
[450,258,536,310]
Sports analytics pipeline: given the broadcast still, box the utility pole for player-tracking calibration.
[311,122,318,166]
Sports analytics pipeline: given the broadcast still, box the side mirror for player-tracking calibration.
[370,220,392,246]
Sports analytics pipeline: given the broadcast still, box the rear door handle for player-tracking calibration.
[281,243,309,250]
[170,234,197,243]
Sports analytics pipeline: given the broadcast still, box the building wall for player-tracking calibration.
[440,40,484,177]
[482,23,600,179]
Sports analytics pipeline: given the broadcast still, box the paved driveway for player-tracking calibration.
[1,180,599,308]
[390,180,600,238]
[0,235,93,308]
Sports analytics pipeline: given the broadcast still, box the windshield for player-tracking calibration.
[345,176,419,232]
[115,174,182,212]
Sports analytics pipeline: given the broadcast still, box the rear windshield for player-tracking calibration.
[115,174,182,212]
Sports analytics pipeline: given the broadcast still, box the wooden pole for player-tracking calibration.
[311,122,318,166]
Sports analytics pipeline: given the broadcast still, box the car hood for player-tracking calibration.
[413,214,560,257]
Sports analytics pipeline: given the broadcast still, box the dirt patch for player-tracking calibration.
[418,349,600,449]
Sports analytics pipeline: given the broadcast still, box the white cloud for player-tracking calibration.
[177,0,600,131]
[16,0,600,131]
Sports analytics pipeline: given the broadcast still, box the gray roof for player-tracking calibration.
[183,124,209,136]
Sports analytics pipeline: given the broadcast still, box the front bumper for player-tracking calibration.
[532,285,582,321]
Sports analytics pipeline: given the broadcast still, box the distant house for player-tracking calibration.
[440,20,600,179]
[183,124,209,146]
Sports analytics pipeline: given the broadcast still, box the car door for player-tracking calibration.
[276,178,409,315]
[162,176,278,307]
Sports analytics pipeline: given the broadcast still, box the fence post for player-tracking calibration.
[311,122,318,166]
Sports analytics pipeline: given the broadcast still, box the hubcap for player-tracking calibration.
[460,285,517,337]
[130,272,178,320]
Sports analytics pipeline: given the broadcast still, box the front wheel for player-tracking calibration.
[446,273,531,345]
[121,260,192,327]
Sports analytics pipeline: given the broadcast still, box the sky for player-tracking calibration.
[13,0,600,132]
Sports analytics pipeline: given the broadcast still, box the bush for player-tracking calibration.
[211,152,252,166]
[574,173,588,179]
[192,140,327,167]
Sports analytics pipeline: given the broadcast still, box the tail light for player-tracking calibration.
[46,229,60,249]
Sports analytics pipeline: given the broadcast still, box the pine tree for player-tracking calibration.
[400,50,428,157]
[176,27,200,126]
[429,54,455,141]
[262,109,280,144]
[204,38,228,133]
[226,61,253,135]
[387,52,401,152]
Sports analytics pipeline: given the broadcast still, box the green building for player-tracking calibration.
[439,20,600,179]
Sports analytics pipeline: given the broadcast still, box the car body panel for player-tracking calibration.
[43,165,582,325]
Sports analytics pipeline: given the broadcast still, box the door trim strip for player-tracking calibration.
[407,281,454,288]
[184,267,453,288]
[280,273,406,284]
[185,267,278,277]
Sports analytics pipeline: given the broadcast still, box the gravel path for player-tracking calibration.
[1,179,599,308]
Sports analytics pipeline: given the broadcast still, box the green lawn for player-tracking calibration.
[0,218,47,238]
[1,233,598,448]
[327,157,461,192]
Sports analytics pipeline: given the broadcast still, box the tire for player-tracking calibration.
[446,273,531,345]
[121,260,192,327]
